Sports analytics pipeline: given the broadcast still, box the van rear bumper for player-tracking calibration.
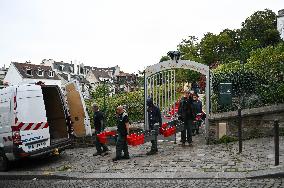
[13,138,72,159]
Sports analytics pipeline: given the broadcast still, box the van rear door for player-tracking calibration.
[15,85,50,152]
[65,82,91,137]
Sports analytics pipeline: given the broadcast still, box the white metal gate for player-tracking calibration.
[144,59,210,140]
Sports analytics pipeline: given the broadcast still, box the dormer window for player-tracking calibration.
[26,69,32,76]
[37,69,44,76]
[59,65,64,71]
[49,71,54,77]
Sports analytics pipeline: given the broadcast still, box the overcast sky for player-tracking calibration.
[0,0,283,73]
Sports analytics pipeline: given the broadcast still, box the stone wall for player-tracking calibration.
[208,104,284,144]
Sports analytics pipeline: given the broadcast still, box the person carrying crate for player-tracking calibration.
[93,104,110,156]
[113,106,130,161]
[146,98,162,155]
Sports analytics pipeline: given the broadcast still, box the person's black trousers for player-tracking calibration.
[181,118,193,143]
[115,133,129,158]
[95,131,109,153]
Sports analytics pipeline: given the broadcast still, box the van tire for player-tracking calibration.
[0,151,9,172]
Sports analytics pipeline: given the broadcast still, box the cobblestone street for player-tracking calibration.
[7,133,284,175]
[0,178,283,188]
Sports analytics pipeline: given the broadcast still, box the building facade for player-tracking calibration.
[277,9,284,40]
[0,66,8,88]
[114,71,138,93]
[4,62,61,87]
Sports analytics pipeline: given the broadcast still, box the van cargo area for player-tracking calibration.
[41,86,69,144]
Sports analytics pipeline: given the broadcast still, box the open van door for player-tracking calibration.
[65,82,91,137]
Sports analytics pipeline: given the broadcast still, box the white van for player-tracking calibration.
[0,84,73,171]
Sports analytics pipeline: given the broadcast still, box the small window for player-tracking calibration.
[49,71,54,77]
[59,65,64,71]
[26,69,32,76]
[38,70,44,76]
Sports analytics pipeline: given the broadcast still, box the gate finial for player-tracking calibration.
[167,51,181,63]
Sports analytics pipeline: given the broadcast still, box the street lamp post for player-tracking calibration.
[238,60,245,154]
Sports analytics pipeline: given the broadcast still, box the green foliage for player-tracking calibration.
[212,43,284,112]
[240,9,280,48]
[172,9,280,67]
[246,43,284,83]
[159,56,170,62]
[175,69,201,83]
[217,135,238,144]
[87,90,144,127]
[178,35,202,63]
[137,75,144,88]
[91,83,111,99]
[246,43,284,104]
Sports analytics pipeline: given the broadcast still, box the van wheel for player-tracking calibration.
[0,151,9,172]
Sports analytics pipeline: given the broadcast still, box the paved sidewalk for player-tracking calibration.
[0,178,283,188]
[4,132,284,178]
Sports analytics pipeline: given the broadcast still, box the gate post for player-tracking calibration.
[144,71,148,130]
[274,119,279,166]
[205,70,210,144]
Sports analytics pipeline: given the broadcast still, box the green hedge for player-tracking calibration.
[86,90,144,127]
[212,43,284,113]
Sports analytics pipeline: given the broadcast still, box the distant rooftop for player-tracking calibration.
[278,9,284,17]
[12,62,60,80]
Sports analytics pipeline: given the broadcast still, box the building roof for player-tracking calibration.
[12,62,60,80]
[91,70,111,80]
[71,75,89,84]
[57,73,69,81]
[53,61,75,73]
[278,9,284,17]
[90,66,117,75]
[117,71,135,77]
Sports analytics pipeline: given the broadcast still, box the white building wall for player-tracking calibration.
[114,65,120,76]
[21,78,61,87]
[278,9,284,40]
[3,64,23,86]
[41,59,55,68]
[4,63,61,87]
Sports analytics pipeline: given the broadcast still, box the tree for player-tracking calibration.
[159,56,170,62]
[217,29,241,63]
[247,42,284,83]
[240,9,281,60]
[91,83,111,99]
[178,35,201,62]
[199,32,220,66]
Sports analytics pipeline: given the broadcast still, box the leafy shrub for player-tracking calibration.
[87,90,144,127]
[212,43,284,112]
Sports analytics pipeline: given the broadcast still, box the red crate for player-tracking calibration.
[163,126,176,137]
[127,133,145,146]
[97,133,107,144]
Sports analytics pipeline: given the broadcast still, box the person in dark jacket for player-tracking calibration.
[178,90,194,146]
[193,94,202,114]
[192,93,202,135]
[113,106,130,161]
[146,98,162,155]
[93,104,109,156]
